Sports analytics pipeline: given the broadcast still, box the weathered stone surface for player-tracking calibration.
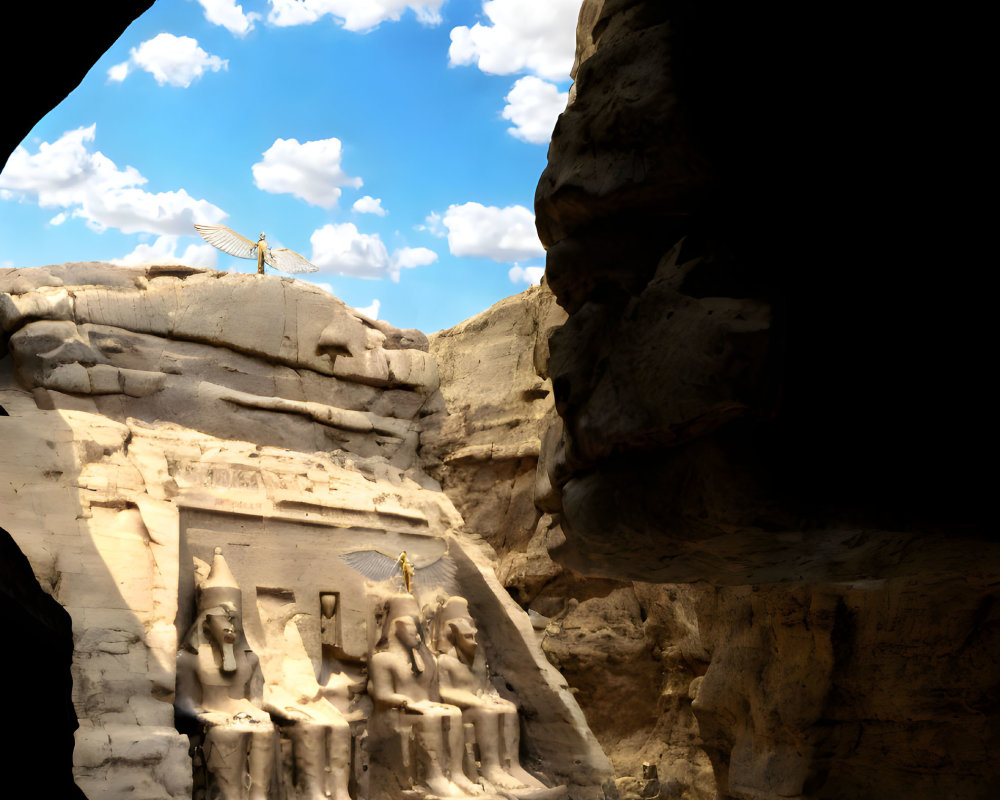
[1,266,612,799]
[1,265,438,472]
[423,284,715,798]
[423,283,565,559]
[536,0,990,582]
[694,578,1000,799]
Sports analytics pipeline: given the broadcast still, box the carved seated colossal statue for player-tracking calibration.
[257,590,356,800]
[175,548,274,800]
[434,597,546,792]
[369,594,483,798]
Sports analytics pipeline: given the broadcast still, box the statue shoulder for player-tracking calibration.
[369,650,404,676]
[369,651,391,668]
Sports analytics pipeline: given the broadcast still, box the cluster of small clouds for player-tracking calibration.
[352,195,388,216]
[508,264,544,285]
[111,235,218,268]
[195,0,261,36]
[415,203,547,284]
[448,0,578,81]
[449,0,578,145]
[502,76,568,144]
[441,202,543,262]
[311,223,437,282]
[2,2,570,292]
[0,125,226,237]
[108,33,228,87]
[108,2,574,141]
[266,0,446,32]
[0,123,443,283]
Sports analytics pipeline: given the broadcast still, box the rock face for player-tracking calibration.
[1,264,612,798]
[424,285,716,799]
[534,2,997,799]
[422,284,566,585]
[693,580,1000,800]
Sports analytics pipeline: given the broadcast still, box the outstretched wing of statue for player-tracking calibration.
[414,555,457,594]
[340,549,402,583]
[339,548,458,594]
[265,247,320,274]
[193,224,258,260]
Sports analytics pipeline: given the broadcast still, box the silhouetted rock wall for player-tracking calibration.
[534,1,997,798]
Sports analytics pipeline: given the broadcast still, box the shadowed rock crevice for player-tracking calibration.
[534,1,995,798]
[1,524,85,798]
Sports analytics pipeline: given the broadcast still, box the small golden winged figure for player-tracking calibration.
[339,548,457,595]
[194,223,319,275]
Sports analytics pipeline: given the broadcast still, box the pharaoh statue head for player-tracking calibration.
[182,547,245,671]
[433,596,473,653]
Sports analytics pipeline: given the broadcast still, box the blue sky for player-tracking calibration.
[0,0,581,332]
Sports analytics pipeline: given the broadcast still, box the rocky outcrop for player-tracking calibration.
[534,1,997,798]
[423,285,716,799]
[1,264,435,472]
[537,0,989,580]
[1,264,612,799]
[422,284,565,582]
[693,580,1000,800]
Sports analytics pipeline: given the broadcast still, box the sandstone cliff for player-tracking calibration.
[532,2,997,798]
[0,264,612,798]
[423,283,716,799]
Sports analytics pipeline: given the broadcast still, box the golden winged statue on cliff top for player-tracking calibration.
[194,223,319,275]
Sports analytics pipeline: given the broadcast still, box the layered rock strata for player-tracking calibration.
[424,284,716,799]
[0,264,612,798]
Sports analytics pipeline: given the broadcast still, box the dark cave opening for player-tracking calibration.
[1,525,86,797]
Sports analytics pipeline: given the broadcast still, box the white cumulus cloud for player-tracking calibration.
[352,298,381,319]
[252,137,362,208]
[448,0,579,81]
[392,246,438,270]
[502,76,567,144]
[111,235,219,268]
[194,0,261,36]
[353,195,387,216]
[107,61,130,83]
[415,210,445,237]
[509,264,545,285]
[0,125,227,236]
[310,222,438,281]
[108,33,228,88]
[442,202,544,261]
[267,0,445,32]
